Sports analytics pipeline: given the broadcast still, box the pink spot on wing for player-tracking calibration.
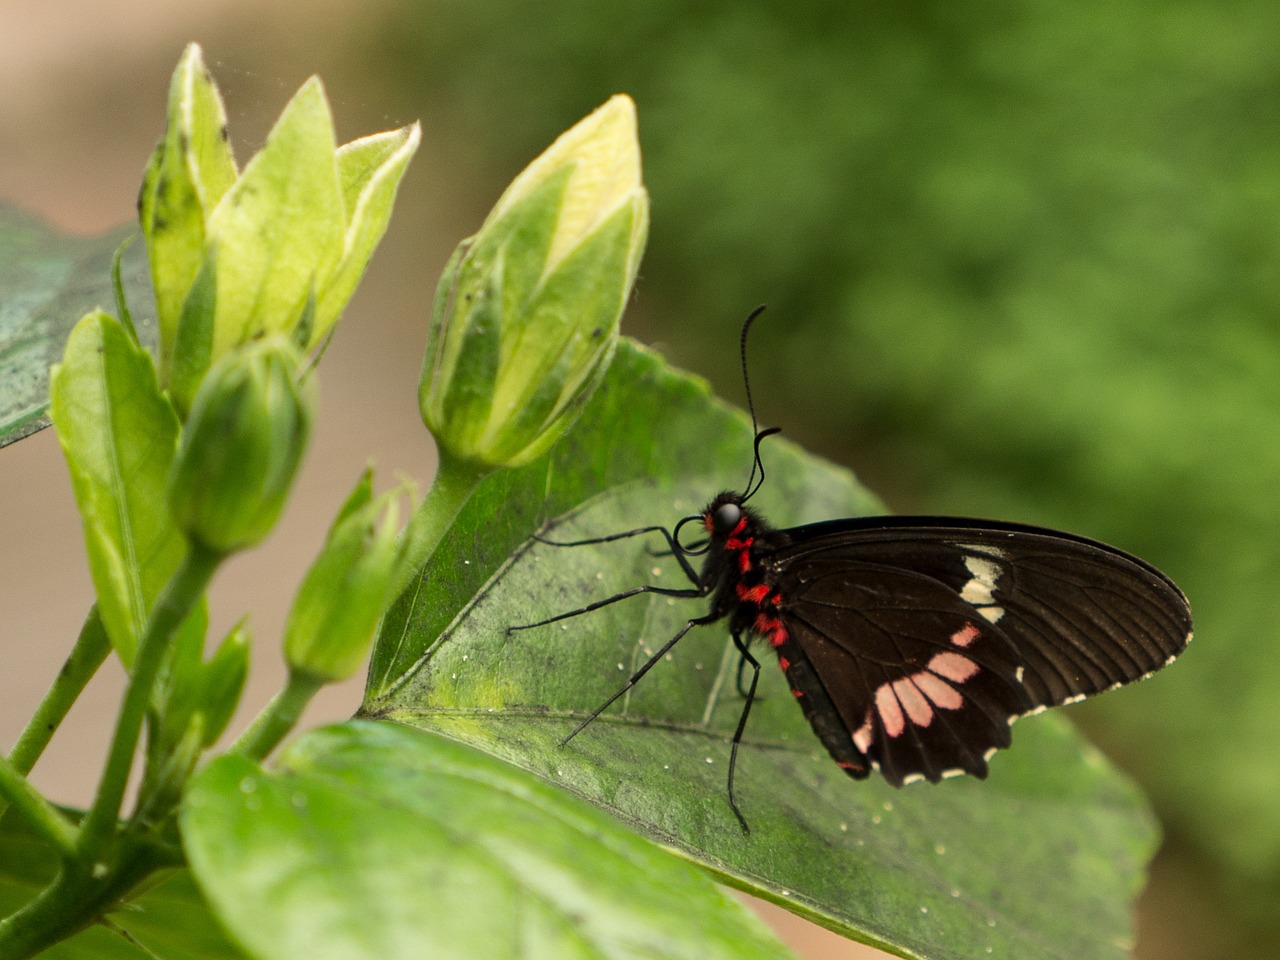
[892,678,934,727]
[951,623,980,647]
[876,685,906,737]
[914,671,964,710]
[777,656,791,672]
[929,651,979,684]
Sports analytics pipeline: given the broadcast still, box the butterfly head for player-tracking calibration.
[704,492,747,539]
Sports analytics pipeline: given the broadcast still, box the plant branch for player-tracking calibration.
[76,543,222,862]
[6,607,111,776]
[230,669,325,762]
[0,756,77,860]
[0,840,167,960]
[387,452,490,601]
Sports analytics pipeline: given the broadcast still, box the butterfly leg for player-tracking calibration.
[508,583,706,633]
[560,612,722,746]
[726,631,760,834]
[533,523,702,584]
[734,651,762,700]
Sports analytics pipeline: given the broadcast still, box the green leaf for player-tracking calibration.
[204,78,345,355]
[181,722,795,960]
[0,810,245,960]
[159,616,249,754]
[365,338,1158,960]
[168,248,219,418]
[0,204,157,447]
[138,42,237,371]
[48,311,183,664]
[314,125,421,344]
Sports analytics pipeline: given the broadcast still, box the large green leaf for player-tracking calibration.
[0,810,244,960]
[0,203,156,447]
[364,338,1159,960]
[181,722,795,960]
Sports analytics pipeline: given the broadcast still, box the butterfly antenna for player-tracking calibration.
[738,305,778,503]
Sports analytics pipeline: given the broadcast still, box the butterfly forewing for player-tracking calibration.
[760,518,1192,786]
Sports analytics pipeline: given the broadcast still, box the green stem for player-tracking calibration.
[387,452,490,602]
[0,756,77,859]
[0,841,165,960]
[0,607,110,823]
[230,669,325,762]
[77,543,222,862]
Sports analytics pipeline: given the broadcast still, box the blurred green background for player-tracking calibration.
[3,1,1276,957]
[359,4,1278,956]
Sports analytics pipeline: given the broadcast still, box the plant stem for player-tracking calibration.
[0,756,77,859]
[0,607,110,823]
[387,452,490,602]
[230,669,325,762]
[77,543,222,863]
[0,841,164,960]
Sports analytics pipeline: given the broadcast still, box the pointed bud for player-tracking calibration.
[420,95,648,469]
[140,44,419,413]
[284,471,411,684]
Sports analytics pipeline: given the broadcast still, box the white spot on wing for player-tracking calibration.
[853,718,874,753]
[978,604,1005,623]
[959,555,1002,604]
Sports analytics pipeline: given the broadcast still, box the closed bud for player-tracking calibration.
[167,338,313,554]
[420,95,648,470]
[284,471,409,684]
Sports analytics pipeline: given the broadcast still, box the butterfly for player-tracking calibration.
[512,311,1193,831]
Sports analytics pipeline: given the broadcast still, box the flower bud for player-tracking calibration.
[420,95,648,469]
[167,338,313,554]
[140,44,419,412]
[284,470,409,684]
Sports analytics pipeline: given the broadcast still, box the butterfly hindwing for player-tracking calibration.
[774,559,1031,785]
[759,518,1191,786]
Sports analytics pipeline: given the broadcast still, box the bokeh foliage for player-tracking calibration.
[363,1,1280,954]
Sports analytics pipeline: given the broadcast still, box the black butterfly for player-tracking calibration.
[512,313,1192,831]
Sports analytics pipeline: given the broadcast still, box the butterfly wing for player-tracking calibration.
[761,518,1192,786]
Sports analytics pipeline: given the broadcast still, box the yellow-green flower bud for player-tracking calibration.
[284,471,409,684]
[140,44,419,413]
[167,338,313,554]
[420,95,649,470]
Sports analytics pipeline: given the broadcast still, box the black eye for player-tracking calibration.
[713,502,742,534]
